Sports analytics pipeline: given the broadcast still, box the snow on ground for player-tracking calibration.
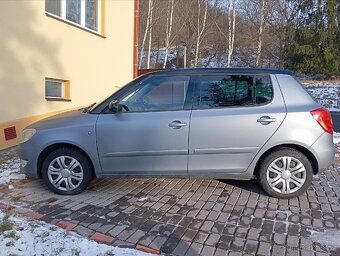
[303,82,340,110]
[310,229,340,251]
[333,132,340,144]
[0,148,25,185]
[0,209,153,256]
[137,196,150,202]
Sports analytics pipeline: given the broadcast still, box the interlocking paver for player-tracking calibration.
[185,242,203,256]
[205,233,220,246]
[182,229,198,242]
[193,231,209,244]
[90,232,116,245]
[138,234,156,247]
[214,248,228,256]
[149,236,168,251]
[113,239,135,248]
[201,245,215,256]
[257,241,271,256]
[73,225,95,237]
[272,245,285,255]
[173,240,190,256]
[230,237,245,252]
[244,239,258,254]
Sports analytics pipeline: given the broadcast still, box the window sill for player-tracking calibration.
[45,12,106,39]
[46,97,72,102]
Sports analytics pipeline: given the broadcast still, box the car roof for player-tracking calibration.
[145,68,293,76]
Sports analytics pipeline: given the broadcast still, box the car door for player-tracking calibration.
[188,74,286,175]
[96,75,193,176]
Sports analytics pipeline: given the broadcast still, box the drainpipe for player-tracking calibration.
[133,0,139,78]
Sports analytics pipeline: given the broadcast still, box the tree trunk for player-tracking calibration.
[147,0,155,69]
[194,0,208,68]
[255,0,265,67]
[227,0,236,67]
[156,40,160,66]
[163,0,174,69]
[139,0,153,69]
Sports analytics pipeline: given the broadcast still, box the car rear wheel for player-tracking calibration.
[258,148,313,198]
[41,148,93,195]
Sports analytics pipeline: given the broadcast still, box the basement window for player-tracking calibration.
[45,0,101,34]
[45,78,71,101]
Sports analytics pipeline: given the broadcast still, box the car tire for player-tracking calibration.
[41,147,93,195]
[258,147,313,199]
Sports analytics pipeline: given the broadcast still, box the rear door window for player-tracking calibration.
[255,76,273,104]
[194,75,273,108]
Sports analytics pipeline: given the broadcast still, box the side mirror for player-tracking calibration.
[108,100,120,113]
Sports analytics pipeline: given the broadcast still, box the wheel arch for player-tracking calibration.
[37,143,95,179]
[254,144,319,177]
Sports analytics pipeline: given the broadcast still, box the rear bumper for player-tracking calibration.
[311,132,335,173]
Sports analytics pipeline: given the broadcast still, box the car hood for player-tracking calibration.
[27,110,98,130]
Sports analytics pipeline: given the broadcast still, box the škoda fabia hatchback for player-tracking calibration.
[20,68,335,198]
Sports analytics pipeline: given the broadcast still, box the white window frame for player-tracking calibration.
[46,0,101,35]
[45,79,65,99]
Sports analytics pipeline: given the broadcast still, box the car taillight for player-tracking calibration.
[310,108,333,134]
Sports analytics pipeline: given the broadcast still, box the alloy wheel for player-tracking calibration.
[266,156,307,194]
[47,156,84,191]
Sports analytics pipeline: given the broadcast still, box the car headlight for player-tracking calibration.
[21,128,36,143]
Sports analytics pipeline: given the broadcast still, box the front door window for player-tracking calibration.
[120,76,190,112]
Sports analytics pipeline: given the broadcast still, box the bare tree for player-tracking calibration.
[266,0,304,68]
[138,0,306,70]
[146,0,155,69]
[255,0,265,67]
[227,0,236,67]
[194,0,208,67]
[163,0,175,68]
[139,0,153,68]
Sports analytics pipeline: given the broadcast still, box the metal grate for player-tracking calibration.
[4,126,17,141]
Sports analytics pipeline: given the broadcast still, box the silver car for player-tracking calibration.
[20,68,335,198]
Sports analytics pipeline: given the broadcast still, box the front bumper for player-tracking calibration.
[19,141,39,178]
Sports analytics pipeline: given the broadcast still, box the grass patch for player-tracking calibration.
[71,249,80,256]
[4,230,20,240]
[0,211,13,233]
[10,196,22,202]
[6,241,14,247]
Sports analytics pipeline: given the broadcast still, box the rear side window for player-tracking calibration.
[194,75,273,108]
[255,76,273,104]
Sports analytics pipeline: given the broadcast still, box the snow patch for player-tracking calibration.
[333,132,340,144]
[137,196,149,202]
[303,82,340,110]
[0,169,26,185]
[310,229,340,250]
[0,209,153,256]
[0,151,26,185]
[328,107,340,112]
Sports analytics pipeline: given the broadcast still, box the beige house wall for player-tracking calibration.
[0,0,135,150]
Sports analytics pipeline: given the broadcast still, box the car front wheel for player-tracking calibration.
[258,148,313,198]
[41,148,93,195]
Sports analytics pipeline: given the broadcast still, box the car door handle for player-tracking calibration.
[169,120,187,129]
[257,116,276,125]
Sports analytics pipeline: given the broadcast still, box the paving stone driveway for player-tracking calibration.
[1,148,340,256]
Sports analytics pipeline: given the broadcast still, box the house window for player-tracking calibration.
[45,0,101,34]
[45,78,71,101]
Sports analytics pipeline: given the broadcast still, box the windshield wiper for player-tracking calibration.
[82,102,96,113]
